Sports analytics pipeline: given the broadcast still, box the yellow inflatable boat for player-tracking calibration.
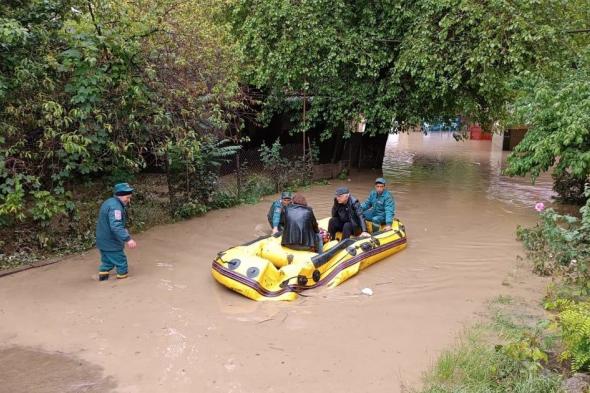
[212,218,407,301]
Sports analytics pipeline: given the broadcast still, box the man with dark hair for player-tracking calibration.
[281,193,323,253]
[267,191,293,234]
[328,187,370,240]
[95,183,137,281]
[361,177,396,232]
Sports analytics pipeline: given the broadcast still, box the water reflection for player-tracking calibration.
[383,132,555,209]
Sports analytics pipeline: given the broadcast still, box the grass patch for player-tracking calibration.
[417,298,564,393]
[420,329,562,393]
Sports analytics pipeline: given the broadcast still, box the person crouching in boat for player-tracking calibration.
[328,187,370,240]
[281,194,323,253]
[267,191,293,234]
[361,177,396,233]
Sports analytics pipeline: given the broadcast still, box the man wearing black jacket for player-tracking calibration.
[328,187,370,240]
[281,194,323,253]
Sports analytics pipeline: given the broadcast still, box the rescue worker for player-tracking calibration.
[267,191,293,234]
[328,187,370,240]
[281,194,323,253]
[96,183,137,281]
[361,177,396,232]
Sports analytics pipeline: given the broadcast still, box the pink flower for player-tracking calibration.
[534,202,545,212]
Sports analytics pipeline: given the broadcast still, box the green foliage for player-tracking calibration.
[241,174,275,203]
[517,188,590,285]
[500,332,549,372]
[229,0,561,136]
[258,138,316,192]
[336,168,349,181]
[258,138,292,192]
[554,301,590,371]
[505,3,590,191]
[29,191,69,222]
[165,136,240,218]
[210,191,241,209]
[211,173,275,208]
[1,0,245,229]
[505,48,590,184]
[421,330,561,393]
[259,138,289,171]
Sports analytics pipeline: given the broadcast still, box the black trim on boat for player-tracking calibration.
[311,238,355,268]
[240,234,272,247]
[212,236,408,299]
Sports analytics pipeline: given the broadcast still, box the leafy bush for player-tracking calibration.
[259,138,317,192]
[242,174,275,203]
[164,136,240,218]
[517,188,590,284]
[210,190,241,209]
[0,0,246,230]
[258,138,291,192]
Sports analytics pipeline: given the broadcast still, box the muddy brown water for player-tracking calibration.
[0,132,554,393]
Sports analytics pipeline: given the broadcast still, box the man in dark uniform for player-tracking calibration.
[328,187,370,240]
[267,191,293,234]
[281,194,323,253]
[96,183,137,281]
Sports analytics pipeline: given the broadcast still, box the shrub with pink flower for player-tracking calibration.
[534,202,545,212]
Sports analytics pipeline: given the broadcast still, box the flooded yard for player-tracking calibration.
[0,132,554,393]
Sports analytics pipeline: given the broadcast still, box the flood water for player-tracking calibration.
[0,132,554,393]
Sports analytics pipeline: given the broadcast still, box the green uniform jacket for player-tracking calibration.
[96,197,131,251]
[361,190,396,225]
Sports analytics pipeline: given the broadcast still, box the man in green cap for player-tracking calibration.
[95,183,137,281]
[267,191,293,234]
[361,177,396,232]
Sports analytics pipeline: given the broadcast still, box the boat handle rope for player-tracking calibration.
[280,236,382,293]
[320,235,381,275]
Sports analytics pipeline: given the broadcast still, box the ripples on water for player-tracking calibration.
[295,131,556,306]
[383,132,555,208]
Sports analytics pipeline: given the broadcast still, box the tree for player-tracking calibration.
[228,0,560,137]
[0,0,245,226]
[505,1,590,202]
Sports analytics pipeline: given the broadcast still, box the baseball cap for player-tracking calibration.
[113,183,134,196]
[335,187,349,196]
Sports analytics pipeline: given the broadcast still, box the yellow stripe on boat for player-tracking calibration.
[211,218,407,301]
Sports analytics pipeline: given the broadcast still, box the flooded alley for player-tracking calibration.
[0,132,554,393]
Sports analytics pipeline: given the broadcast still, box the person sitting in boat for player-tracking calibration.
[281,194,323,253]
[361,177,396,232]
[328,187,370,240]
[267,191,293,234]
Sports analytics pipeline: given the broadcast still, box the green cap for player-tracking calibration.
[375,177,386,184]
[281,191,293,199]
[113,183,134,196]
